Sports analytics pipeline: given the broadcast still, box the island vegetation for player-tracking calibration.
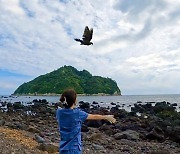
[14,66,121,95]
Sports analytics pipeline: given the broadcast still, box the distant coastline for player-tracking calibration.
[12,93,122,97]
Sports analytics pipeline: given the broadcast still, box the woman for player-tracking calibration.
[56,89,116,154]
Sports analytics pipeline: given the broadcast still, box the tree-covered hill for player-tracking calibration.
[14,66,121,95]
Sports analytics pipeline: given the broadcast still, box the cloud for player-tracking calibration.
[0,0,180,94]
[0,0,25,15]
[113,0,167,16]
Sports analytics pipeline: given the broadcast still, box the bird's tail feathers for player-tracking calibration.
[74,38,83,43]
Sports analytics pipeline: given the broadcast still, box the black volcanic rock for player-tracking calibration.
[79,101,90,111]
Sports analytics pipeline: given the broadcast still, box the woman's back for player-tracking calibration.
[56,108,88,152]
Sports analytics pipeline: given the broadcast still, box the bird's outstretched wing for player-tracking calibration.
[74,38,83,44]
[82,26,93,42]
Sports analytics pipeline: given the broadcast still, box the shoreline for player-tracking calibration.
[2,93,180,97]
[11,93,122,96]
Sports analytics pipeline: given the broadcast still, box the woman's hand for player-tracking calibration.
[105,115,116,124]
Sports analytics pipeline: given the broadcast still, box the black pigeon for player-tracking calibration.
[75,26,93,45]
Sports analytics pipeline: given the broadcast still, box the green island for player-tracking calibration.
[14,66,121,95]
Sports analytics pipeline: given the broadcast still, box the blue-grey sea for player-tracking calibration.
[0,94,180,112]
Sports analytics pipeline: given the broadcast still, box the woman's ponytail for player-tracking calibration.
[60,94,68,108]
[59,89,77,108]
[60,94,65,103]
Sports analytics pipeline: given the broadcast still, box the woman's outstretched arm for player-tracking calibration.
[87,114,116,124]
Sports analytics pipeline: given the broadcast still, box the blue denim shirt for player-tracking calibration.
[56,108,88,151]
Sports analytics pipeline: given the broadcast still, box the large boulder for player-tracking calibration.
[79,101,90,111]
[27,126,40,133]
[13,102,24,110]
[41,99,48,104]
[1,101,7,107]
[131,104,145,113]
[166,126,180,143]
[114,130,140,141]
[92,143,105,150]
[38,143,59,153]
[7,103,13,112]
[0,119,5,126]
[13,122,28,130]
[92,101,99,105]
[85,120,104,128]
[35,134,45,143]
[88,133,102,141]
[99,124,116,135]
[110,107,127,118]
[146,127,164,141]
[173,126,180,143]
[154,101,175,113]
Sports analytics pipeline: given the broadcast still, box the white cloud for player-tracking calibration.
[0,0,25,15]
[0,0,180,94]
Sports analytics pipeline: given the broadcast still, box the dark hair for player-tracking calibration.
[60,89,77,108]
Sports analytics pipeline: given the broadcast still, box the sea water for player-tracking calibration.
[0,94,180,112]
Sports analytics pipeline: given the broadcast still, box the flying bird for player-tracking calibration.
[75,26,93,45]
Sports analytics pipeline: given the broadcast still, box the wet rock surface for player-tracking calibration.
[0,99,180,153]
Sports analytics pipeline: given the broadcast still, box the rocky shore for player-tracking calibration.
[0,98,180,154]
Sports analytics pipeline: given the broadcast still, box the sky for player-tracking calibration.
[0,0,180,95]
